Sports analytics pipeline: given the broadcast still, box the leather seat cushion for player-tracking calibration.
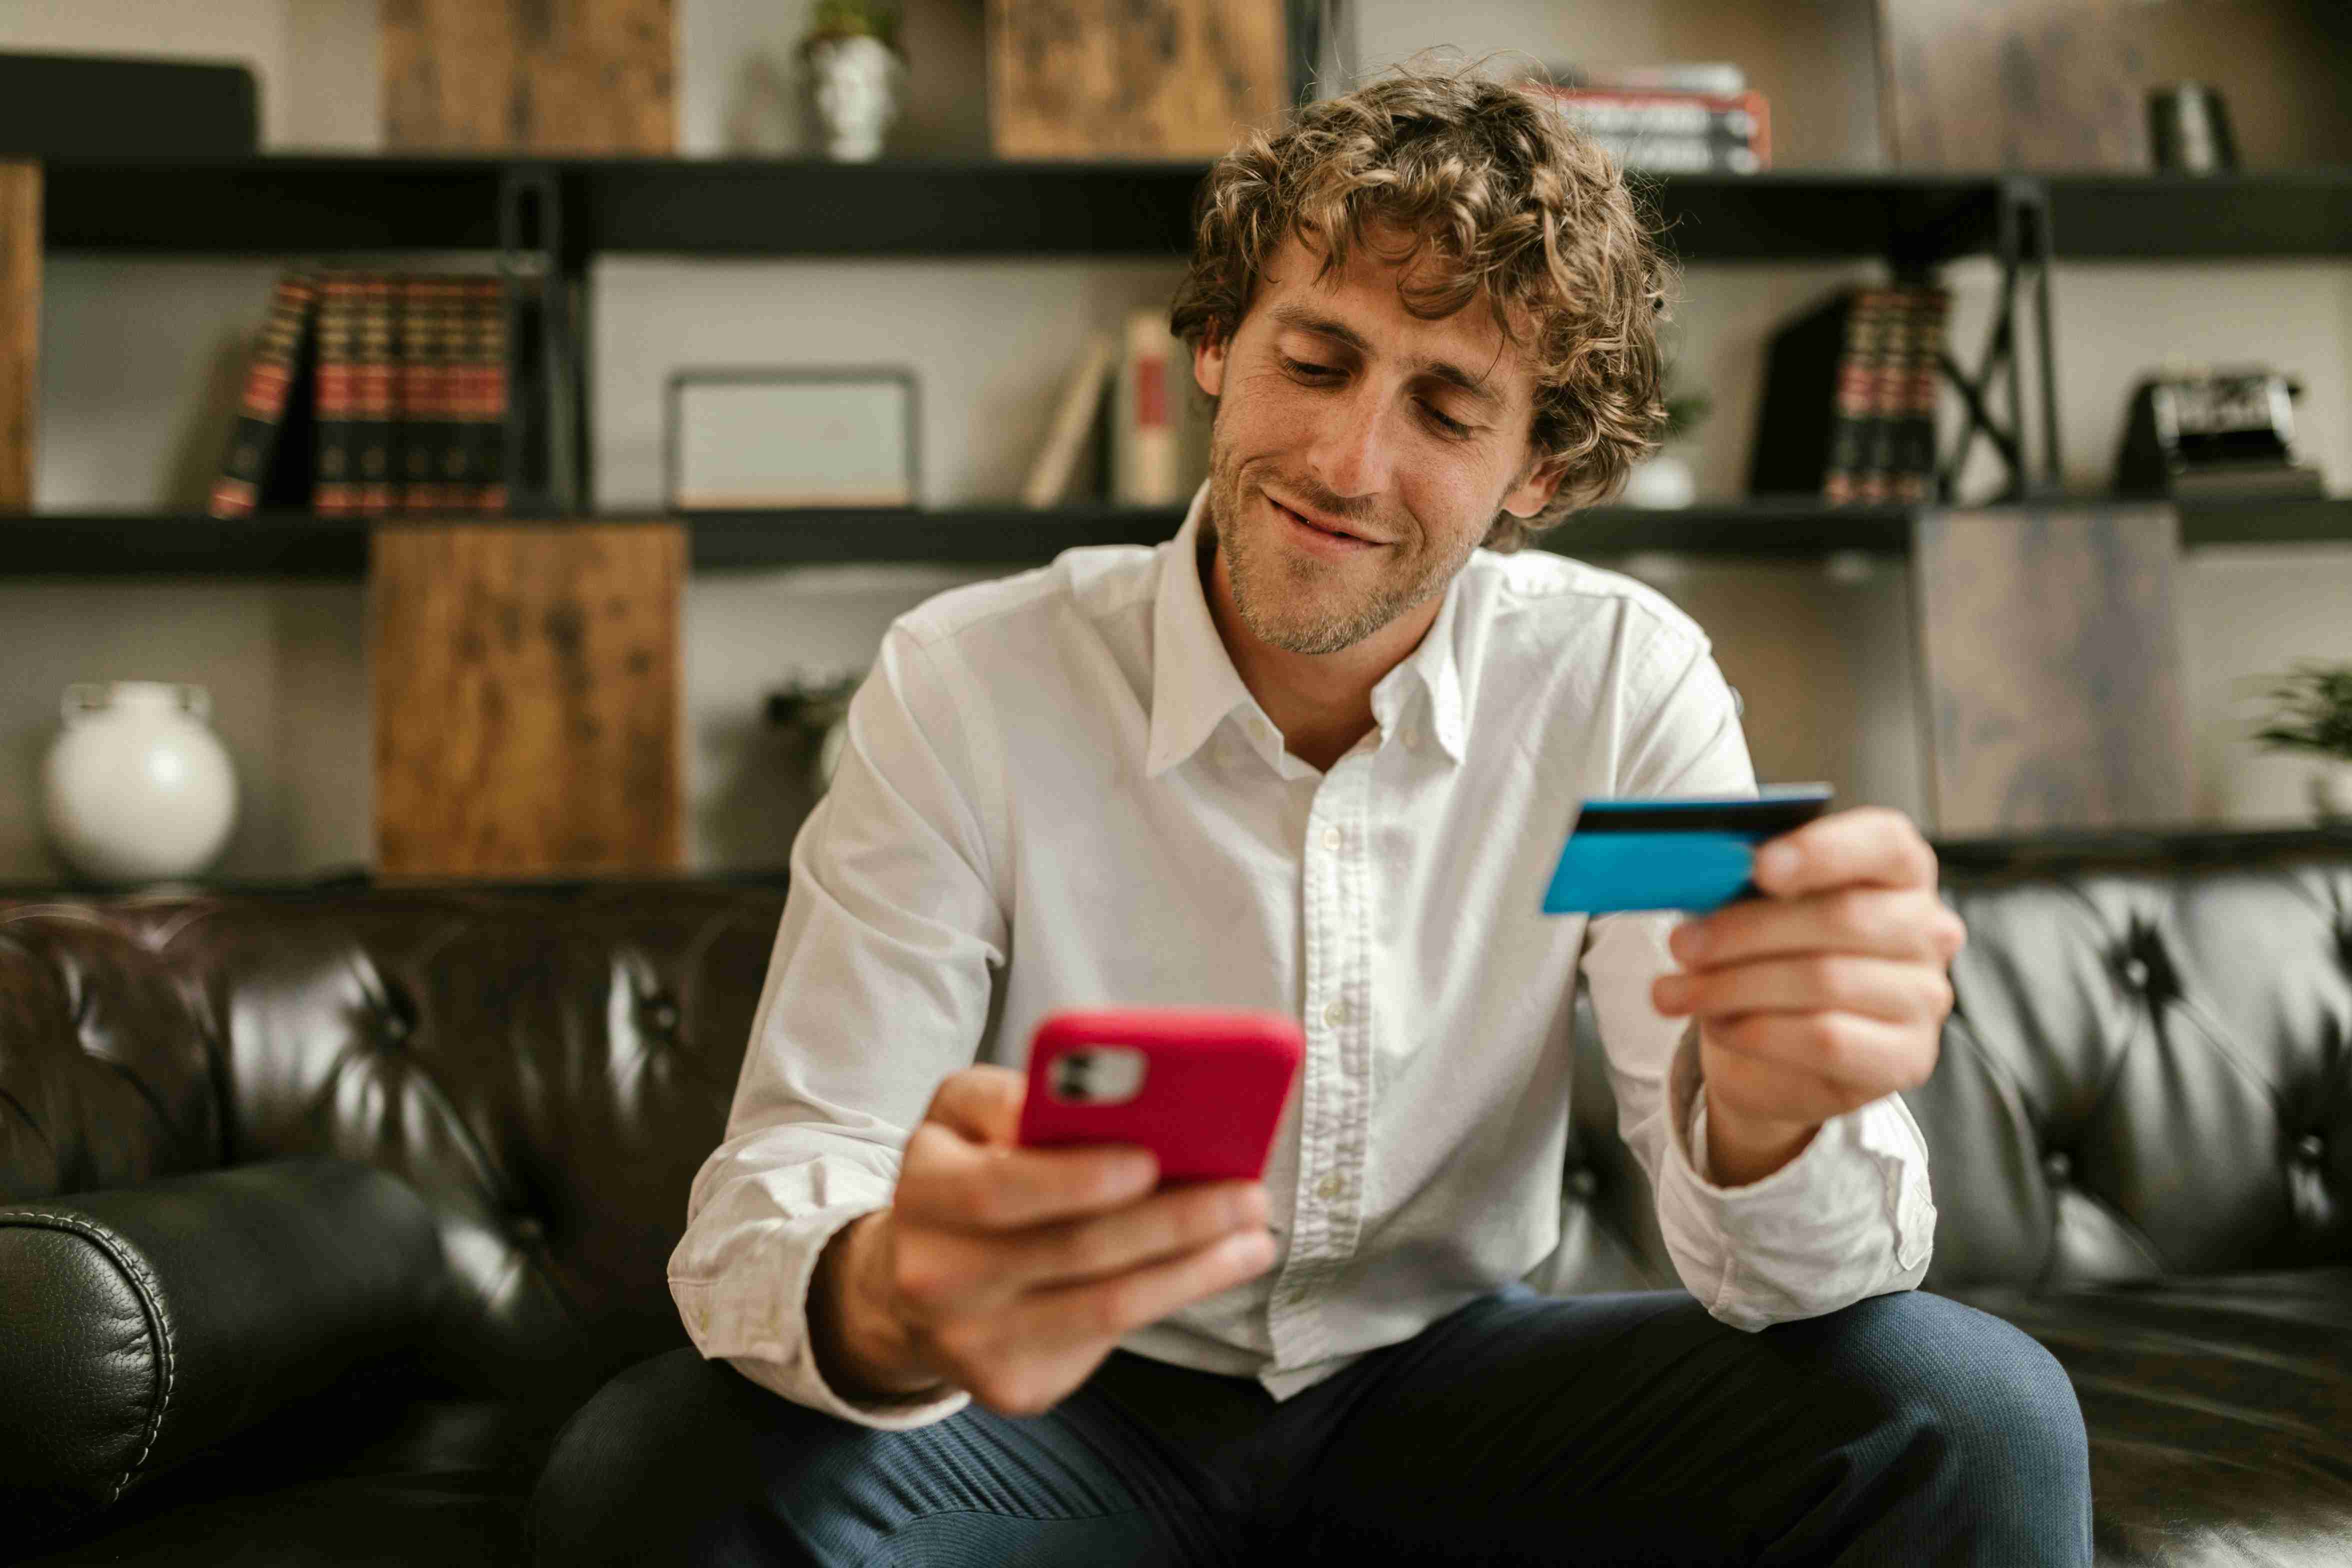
[19,1364,572,1568]
[1954,1268,2352,1566]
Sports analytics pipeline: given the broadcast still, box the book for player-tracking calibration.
[1570,134,1762,175]
[1542,62,1747,96]
[1892,288,1950,502]
[407,274,468,513]
[1518,84,1770,171]
[1022,328,1119,507]
[468,276,510,512]
[206,270,319,518]
[312,272,360,516]
[1826,290,1896,504]
[1113,306,1184,506]
[356,272,396,515]
[1854,289,1916,504]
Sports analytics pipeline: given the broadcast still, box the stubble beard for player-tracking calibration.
[1212,458,1464,658]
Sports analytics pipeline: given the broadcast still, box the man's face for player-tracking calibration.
[1192,224,1562,656]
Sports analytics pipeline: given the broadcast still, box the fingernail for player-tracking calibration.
[1755,844,1797,884]
[1672,921,1706,962]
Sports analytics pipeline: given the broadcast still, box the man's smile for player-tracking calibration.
[1266,488,1389,554]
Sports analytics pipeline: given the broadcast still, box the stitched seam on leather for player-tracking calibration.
[2,1212,176,1502]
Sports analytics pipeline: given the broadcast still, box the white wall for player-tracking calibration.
[4,0,2348,884]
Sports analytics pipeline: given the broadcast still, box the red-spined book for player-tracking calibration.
[312,272,360,516]
[356,273,396,515]
[1894,287,1950,502]
[208,270,319,518]
[434,276,466,511]
[396,274,454,512]
[465,276,510,512]
[392,274,420,512]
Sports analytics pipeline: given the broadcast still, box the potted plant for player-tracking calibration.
[800,0,905,162]
[2252,660,2352,822]
[1621,384,1711,508]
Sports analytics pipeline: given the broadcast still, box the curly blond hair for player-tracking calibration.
[1168,54,1676,552]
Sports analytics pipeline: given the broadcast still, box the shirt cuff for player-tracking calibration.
[671,1200,972,1432]
[1654,1022,1936,1329]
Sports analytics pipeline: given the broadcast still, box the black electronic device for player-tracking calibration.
[2114,366,2324,499]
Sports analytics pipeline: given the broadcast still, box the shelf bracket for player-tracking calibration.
[1933,178,2064,503]
[496,166,585,514]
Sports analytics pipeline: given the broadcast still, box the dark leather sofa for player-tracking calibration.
[5,838,2350,1566]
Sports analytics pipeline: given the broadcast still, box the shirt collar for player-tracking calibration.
[1145,480,1260,778]
[1144,478,1472,777]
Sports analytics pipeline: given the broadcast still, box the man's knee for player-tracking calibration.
[1804,1290,2090,1493]
[530,1346,839,1568]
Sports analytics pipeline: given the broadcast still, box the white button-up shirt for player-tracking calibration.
[668,478,1936,1430]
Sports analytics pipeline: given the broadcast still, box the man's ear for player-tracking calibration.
[1500,450,1570,520]
[1193,322,1228,398]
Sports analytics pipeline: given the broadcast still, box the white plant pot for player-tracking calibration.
[1622,451,1696,509]
[806,34,904,162]
[41,682,238,886]
[2312,758,2352,823]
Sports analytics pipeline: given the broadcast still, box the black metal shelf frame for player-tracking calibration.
[4,494,2344,579]
[31,158,2352,550]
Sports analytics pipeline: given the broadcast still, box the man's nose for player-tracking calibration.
[1302,382,1399,502]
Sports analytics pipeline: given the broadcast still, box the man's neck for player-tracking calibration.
[1200,530,1440,773]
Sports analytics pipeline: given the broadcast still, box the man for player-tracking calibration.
[534,61,2092,1566]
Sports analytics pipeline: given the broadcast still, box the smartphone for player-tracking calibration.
[1015,1007,1305,1184]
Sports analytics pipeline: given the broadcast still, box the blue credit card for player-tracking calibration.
[1540,784,1834,915]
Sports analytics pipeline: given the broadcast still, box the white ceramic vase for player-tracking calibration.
[806,34,903,162]
[1622,450,1696,508]
[42,682,238,886]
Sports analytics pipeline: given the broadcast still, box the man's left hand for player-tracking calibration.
[1649,806,1966,1188]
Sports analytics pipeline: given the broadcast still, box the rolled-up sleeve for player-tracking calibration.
[667,621,1002,1429]
[1578,628,1936,1331]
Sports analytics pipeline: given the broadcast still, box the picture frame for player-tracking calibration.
[664,366,920,509]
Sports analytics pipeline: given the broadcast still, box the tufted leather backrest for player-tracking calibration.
[0,883,788,1404]
[1556,850,2352,1296]
[4,850,2348,1398]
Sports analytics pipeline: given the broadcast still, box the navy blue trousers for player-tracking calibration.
[530,1284,2092,1566]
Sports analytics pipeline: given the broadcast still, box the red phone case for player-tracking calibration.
[1016,1007,1305,1183]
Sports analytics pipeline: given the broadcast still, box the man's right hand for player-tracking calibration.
[808,1064,1276,1418]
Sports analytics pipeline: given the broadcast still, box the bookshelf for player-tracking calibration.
[8,156,2352,568]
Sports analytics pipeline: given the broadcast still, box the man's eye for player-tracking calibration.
[1411,404,1468,442]
[1281,356,1336,378]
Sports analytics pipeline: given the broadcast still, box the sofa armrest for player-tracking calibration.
[0,1156,446,1544]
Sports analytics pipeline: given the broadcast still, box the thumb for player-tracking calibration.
[924,1063,1027,1148]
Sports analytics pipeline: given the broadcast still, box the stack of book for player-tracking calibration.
[1748,285,1950,506]
[208,268,510,519]
[1020,306,1204,509]
[1516,63,1768,174]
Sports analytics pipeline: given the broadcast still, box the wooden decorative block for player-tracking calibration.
[1910,504,2192,834]
[1876,0,2352,169]
[372,523,684,879]
[0,162,38,510]
[382,0,675,154]
[988,0,1286,160]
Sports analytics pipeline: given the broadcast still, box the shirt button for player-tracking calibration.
[1323,999,1346,1028]
[1316,1174,1344,1200]
[1322,826,1342,851]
